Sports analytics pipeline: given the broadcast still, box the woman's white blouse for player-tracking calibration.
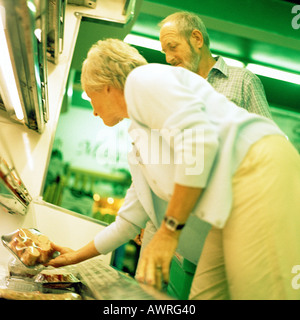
[94,64,285,261]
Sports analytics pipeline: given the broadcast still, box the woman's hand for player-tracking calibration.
[135,225,179,290]
[46,243,77,267]
[47,240,100,268]
[136,184,202,290]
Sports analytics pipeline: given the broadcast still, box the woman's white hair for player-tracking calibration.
[81,38,147,92]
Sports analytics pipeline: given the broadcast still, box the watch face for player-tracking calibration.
[165,217,178,231]
[164,216,185,231]
[168,219,176,228]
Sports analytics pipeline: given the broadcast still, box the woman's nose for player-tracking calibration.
[165,52,172,64]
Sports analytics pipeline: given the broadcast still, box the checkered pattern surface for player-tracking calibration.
[207,56,272,119]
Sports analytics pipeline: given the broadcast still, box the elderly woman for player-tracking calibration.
[48,39,300,300]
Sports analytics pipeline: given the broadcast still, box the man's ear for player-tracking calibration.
[191,29,204,48]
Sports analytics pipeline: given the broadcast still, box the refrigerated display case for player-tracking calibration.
[0,0,147,300]
[0,0,50,132]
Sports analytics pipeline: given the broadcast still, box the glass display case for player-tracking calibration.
[47,0,67,64]
[0,0,66,133]
[0,156,31,216]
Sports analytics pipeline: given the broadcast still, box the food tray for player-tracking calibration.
[34,268,82,292]
[1,228,59,269]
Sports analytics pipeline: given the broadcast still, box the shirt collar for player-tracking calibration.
[209,56,229,78]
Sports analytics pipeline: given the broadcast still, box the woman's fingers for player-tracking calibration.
[136,253,147,283]
[136,254,165,290]
[50,242,63,252]
[161,262,170,285]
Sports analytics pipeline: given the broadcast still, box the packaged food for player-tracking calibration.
[35,267,80,283]
[1,228,58,268]
[0,288,81,300]
[8,257,44,278]
[34,267,81,290]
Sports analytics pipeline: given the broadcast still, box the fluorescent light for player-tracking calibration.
[67,86,73,97]
[27,1,36,13]
[34,28,42,42]
[0,5,24,120]
[247,63,300,85]
[124,34,162,51]
[222,57,244,68]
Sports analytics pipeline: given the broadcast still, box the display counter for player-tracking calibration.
[0,256,171,300]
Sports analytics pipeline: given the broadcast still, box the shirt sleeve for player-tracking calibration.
[125,65,219,188]
[243,71,273,119]
[94,184,149,254]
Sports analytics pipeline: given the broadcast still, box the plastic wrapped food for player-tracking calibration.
[35,268,80,283]
[34,267,81,290]
[0,288,81,300]
[8,257,44,278]
[1,228,57,268]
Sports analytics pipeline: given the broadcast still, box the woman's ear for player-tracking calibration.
[104,85,110,94]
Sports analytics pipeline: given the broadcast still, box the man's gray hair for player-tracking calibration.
[159,11,210,48]
[81,38,147,92]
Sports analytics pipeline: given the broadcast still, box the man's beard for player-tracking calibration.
[184,44,201,73]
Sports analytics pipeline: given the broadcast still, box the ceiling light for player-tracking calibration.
[247,63,300,85]
[0,5,24,120]
[124,34,162,51]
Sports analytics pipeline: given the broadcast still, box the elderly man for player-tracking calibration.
[159,11,272,118]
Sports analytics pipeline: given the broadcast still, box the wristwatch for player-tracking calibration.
[164,216,185,232]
